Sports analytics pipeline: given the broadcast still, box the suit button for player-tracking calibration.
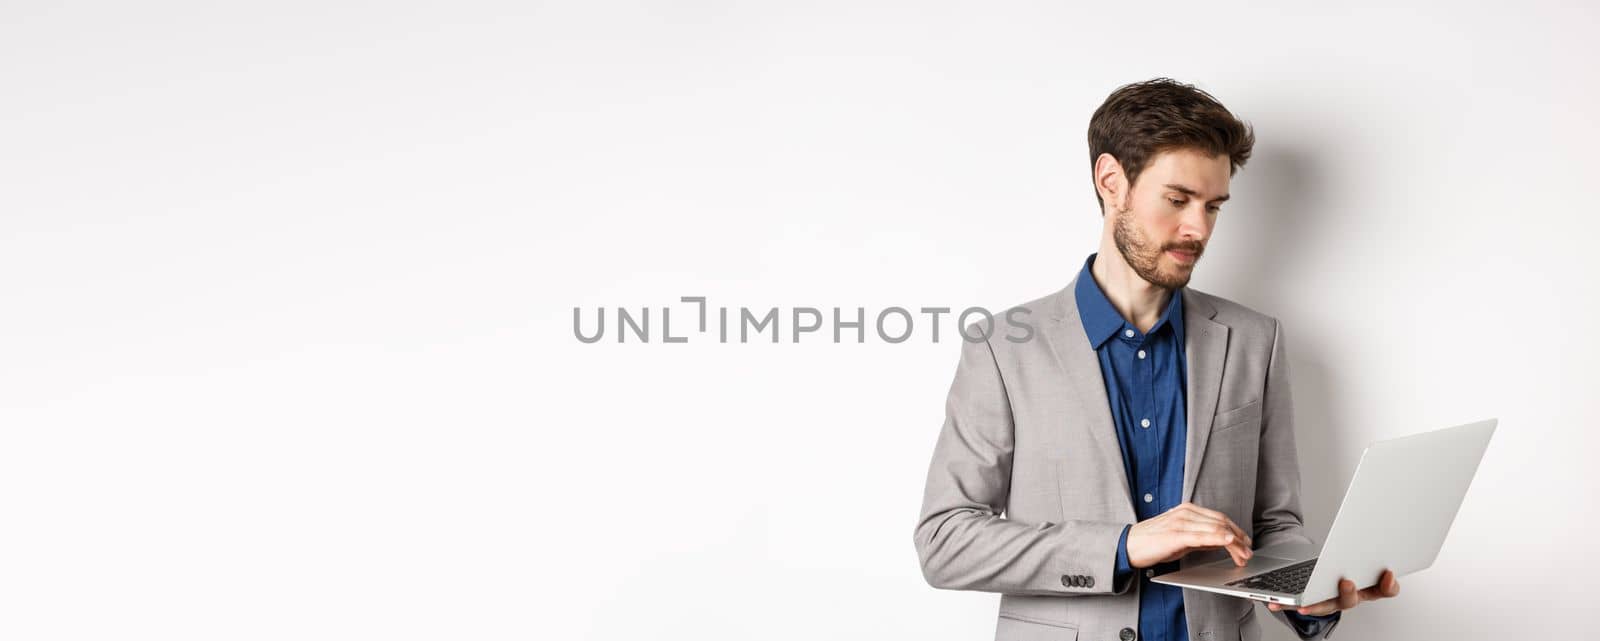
[1119,627,1136,641]
[1061,574,1072,587]
[1084,575,1094,588]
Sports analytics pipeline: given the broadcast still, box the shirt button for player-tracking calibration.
[1124,329,1135,338]
[1137,350,1147,359]
[1143,493,1153,503]
[1140,418,1151,428]
[1145,569,1155,578]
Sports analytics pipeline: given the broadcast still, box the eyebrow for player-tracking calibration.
[1164,183,1230,203]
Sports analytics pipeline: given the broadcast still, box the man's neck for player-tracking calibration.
[1090,245,1174,334]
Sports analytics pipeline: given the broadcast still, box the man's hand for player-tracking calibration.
[1126,501,1254,569]
[1268,569,1401,616]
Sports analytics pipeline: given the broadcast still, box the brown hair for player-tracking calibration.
[1087,77,1255,213]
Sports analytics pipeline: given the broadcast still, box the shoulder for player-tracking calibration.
[1184,286,1285,344]
[965,286,1067,340]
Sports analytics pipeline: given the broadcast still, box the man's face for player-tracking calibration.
[1108,148,1232,290]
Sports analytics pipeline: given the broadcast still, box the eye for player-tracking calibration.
[1207,205,1221,214]
[1169,198,1185,207]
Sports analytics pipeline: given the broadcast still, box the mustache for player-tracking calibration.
[1164,242,1203,255]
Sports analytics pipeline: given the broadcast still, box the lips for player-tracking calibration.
[1167,249,1198,263]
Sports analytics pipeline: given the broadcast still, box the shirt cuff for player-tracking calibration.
[1114,523,1132,580]
[1284,610,1341,638]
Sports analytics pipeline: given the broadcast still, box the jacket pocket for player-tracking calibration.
[996,613,1079,641]
[1212,400,1262,433]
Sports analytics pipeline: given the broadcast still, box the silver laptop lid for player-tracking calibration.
[1300,418,1497,604]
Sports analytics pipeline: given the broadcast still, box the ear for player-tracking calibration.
[1094,152,1128,214]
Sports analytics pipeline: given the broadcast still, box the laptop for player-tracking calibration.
[1150,418,1496,606]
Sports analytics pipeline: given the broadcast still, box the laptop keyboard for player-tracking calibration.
[1225,558,1318,594]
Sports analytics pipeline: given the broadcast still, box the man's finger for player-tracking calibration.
[1179,533,1248,563]
[1182,531,1235,548]
[1175,524,1252,563]
[1176,521,1246,544]
[1226,542,1251,566]
[1177,502,1240,532]
[1358,570,1400,600]
[1338,578,1360,610]
[1177,511,1252,547]
[1190,511,1248,546]
[1177,504,1252,539]
[1296,597,1338,617]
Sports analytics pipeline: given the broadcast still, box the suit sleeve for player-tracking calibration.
[913,331,1134,597]
[1254,318,1340,639]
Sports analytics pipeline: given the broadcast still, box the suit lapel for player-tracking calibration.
[1181,289,1229,505]
[1046,276,1133,514]
[1047,276,1233,513]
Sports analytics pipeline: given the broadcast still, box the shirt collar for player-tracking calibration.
[1073,252,1186,350]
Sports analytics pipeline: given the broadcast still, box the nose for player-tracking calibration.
[1177,205,1211,244]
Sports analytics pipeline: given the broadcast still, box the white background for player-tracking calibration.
[3,1,1595,639]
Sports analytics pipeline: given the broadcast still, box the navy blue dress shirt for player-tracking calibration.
[1074,253,1337,640]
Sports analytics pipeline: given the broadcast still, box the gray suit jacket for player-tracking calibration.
[914,276,1326,641]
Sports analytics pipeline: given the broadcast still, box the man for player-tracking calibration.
[912,78,1400,641]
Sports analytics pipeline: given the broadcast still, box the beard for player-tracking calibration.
[1111,202,1202,290]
